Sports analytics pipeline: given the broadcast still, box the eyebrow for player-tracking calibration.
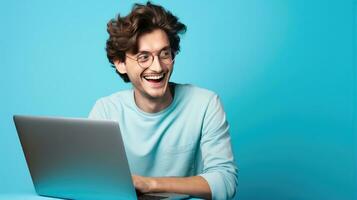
[137,46,170,55]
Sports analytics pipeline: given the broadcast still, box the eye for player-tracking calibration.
[160,50,171,59]
[137,54,151,62]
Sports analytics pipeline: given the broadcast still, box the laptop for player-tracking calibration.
[13,115,190,200]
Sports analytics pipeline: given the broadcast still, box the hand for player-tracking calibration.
[132,175,211,199]
[132,175,155,193]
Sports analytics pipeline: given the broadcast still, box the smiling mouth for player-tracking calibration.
[143,73,165,83]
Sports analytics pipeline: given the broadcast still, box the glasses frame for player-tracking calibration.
[125,48,176,69]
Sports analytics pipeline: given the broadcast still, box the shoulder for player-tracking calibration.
[173,83,222,115]
[96,89,133,106]
[89,89,133,119]
[175,83,217,103]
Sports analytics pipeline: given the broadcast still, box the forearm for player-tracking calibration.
[150,176,211,199]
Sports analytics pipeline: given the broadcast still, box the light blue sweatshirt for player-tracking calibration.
[89,83,238,200]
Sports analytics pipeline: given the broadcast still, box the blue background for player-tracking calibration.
[0,0,356,199]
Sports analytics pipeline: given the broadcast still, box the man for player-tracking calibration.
[89,2,238,199]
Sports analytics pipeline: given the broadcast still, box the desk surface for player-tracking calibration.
[0,194,59,200]
[0,193,201,200]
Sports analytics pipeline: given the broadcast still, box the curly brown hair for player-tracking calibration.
[106,1,187,82]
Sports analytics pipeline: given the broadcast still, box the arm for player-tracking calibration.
[197,94,238,200]
[133,175,212,199]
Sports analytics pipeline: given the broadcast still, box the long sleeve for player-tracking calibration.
[199,94,238,200]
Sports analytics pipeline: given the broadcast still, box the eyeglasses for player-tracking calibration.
[126,48,175,69]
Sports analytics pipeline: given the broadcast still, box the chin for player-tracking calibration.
[144,87,168,99]
[141,77,171,99]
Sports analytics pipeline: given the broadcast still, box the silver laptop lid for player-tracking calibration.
[13,115,137,200]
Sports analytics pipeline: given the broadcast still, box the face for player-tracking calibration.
[114,29,174,101]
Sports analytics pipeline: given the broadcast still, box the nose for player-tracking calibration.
[148,55,163,72]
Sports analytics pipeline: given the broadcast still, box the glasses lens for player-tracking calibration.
[137,53,153,68]
[159,49,173,65]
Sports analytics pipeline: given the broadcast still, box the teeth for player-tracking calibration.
[144,74,164,80]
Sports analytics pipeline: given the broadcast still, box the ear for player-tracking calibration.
[113,60,127,74]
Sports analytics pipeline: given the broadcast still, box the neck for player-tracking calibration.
[134,86,173,113]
